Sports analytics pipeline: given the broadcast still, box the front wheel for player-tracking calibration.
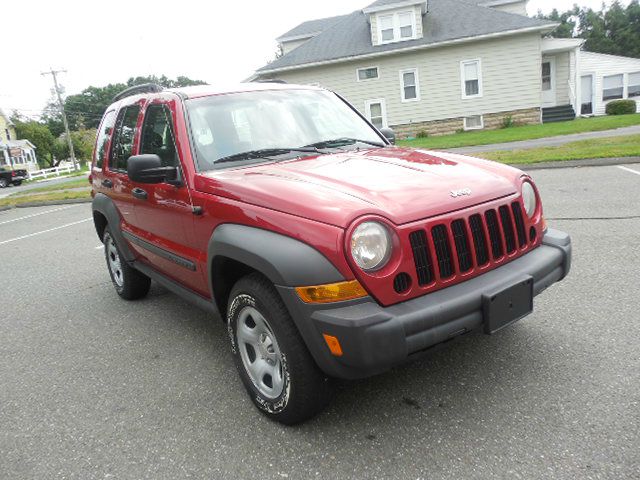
[0,178,7,188]
[103,227,150,300]
[227,273,333,425]
[12,180,22,186]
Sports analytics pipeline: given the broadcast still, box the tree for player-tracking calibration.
[57,75,207,130]
[540,0,640,58]
[53,128,97,168]
[13,121,56,168]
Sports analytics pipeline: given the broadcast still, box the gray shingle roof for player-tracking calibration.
[277,14,349,41]
[259,0,555,73]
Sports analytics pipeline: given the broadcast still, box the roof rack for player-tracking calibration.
[112,83,164,102]
[256,79,287,84]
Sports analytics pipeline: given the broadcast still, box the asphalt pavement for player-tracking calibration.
[0,173,89,200]
[0,164,639,479]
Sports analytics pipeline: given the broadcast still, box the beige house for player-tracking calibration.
[253,0,637,137]
[0,108,39,171]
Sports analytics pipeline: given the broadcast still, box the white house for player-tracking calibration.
[0,108,39,171]
[254,0,640,137]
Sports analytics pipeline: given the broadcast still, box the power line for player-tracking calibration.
[40,68,78,171]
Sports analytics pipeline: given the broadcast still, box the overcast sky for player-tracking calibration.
[0,0,628,118]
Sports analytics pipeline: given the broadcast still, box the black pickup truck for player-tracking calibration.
[0,166,28,188]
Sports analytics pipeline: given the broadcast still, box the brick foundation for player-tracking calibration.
[391,107,541,139]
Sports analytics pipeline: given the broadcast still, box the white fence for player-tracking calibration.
[27,165,75,181]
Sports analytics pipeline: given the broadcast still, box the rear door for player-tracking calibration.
[126,99,204,295]
[103,102,143,229]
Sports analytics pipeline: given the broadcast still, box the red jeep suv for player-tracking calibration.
[91,82,571,424]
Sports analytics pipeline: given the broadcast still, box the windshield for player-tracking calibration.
[185,89,385,170]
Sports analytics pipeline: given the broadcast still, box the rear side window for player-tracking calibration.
[140,104,179,167]
[109,105,140,171]
[94,110,116,168]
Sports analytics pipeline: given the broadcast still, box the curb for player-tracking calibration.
[510,156,640,171]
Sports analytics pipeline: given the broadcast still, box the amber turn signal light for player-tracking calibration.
[295,280,367,304]
[322,334,344,357]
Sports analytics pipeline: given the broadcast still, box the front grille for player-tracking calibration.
[431,225,454,279]
[408,200,531,292]
[409,230,434,285]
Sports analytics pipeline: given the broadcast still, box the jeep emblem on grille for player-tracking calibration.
[450,188,472,198]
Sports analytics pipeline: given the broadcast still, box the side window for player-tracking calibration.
[140,104,179,167]
[94,110,116,168]
[109,105,140,171]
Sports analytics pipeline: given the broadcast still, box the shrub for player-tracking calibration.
[501,115,515,129]
[416,130,429,138]
[606,99,636,115]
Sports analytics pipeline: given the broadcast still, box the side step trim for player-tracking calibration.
[123,231,196,271]
[133,261,220,317]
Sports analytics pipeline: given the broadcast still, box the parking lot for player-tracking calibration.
[0,163,638,479]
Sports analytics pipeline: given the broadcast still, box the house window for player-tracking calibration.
[377,10,415,44]
[603,74,624,101]
[628,72,640,98]
[5,129,10,141]
[464,115,484,130]
[541,62,552,91]
[365,99,387,129]
[400,68,419,102]
[357,67,379,81]
[461,59,482,98]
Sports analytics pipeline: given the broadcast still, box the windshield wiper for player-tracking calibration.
[304,138,385,149]
[215,147,320,165]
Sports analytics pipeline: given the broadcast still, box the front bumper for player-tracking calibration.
[278,229,571,380]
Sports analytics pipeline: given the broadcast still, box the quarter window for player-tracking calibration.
[628,72,640,98]
[603,74,624,101]
[109,105,140,171]
[400,69,419,102]
[357,67,379,81]
[377,10,415,44]
[461,60,482,98]
[140,104,179,167]
[94,110,116,168]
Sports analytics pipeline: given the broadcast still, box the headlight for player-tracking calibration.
[350,221,392,271]
[522,181,537,218]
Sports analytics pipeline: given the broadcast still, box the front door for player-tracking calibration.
[127,100,205,296]
[542,57,557,107]
[580,75,594,115]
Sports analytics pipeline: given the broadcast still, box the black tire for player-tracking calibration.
[13,180,22,186]
[227,273,333,425]
[103,227,151,300]
[0,178,7,188]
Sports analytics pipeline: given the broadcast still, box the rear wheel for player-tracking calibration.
[103,227,150,300]
[13,180,22,186]
[227,273,333,425]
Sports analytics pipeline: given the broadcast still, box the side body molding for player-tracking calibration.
[207,224,345,288]
[92,193,136,263]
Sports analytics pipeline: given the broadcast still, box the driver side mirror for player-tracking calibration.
[127,154,180,185]
[379,127,396,145]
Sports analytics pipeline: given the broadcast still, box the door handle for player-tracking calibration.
[101,179,113,188]
[132,187,148,200]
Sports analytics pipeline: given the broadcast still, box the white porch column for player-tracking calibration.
[574,48,581,116]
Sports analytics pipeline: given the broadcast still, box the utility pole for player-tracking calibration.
[41,67,78,171]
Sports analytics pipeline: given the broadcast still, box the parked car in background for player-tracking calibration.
[0,166,27,188]
[91,82,572,424]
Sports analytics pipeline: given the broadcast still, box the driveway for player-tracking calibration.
[0,164,639,479]
[448,124,640,154]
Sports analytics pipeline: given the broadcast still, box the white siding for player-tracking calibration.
[281,38,310,55]
[271,33,542,127]
[580,51,640,115]
[554,51,571,105]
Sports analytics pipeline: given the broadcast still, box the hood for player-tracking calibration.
[195,147,522,228]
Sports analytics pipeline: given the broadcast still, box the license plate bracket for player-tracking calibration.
[482,276,533,334]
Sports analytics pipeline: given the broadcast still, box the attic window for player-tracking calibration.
[357,67,379,81]
[377,10,416,44]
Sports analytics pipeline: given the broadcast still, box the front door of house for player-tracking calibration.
[542,57,556,107]
[581,75,594,115]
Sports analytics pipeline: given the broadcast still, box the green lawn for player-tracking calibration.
[398,114,640,150]
[9,177,90,196]
[480,134,640,164]
[0,188,91,208]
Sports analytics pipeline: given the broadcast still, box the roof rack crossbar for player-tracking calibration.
[112,83,164,102]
